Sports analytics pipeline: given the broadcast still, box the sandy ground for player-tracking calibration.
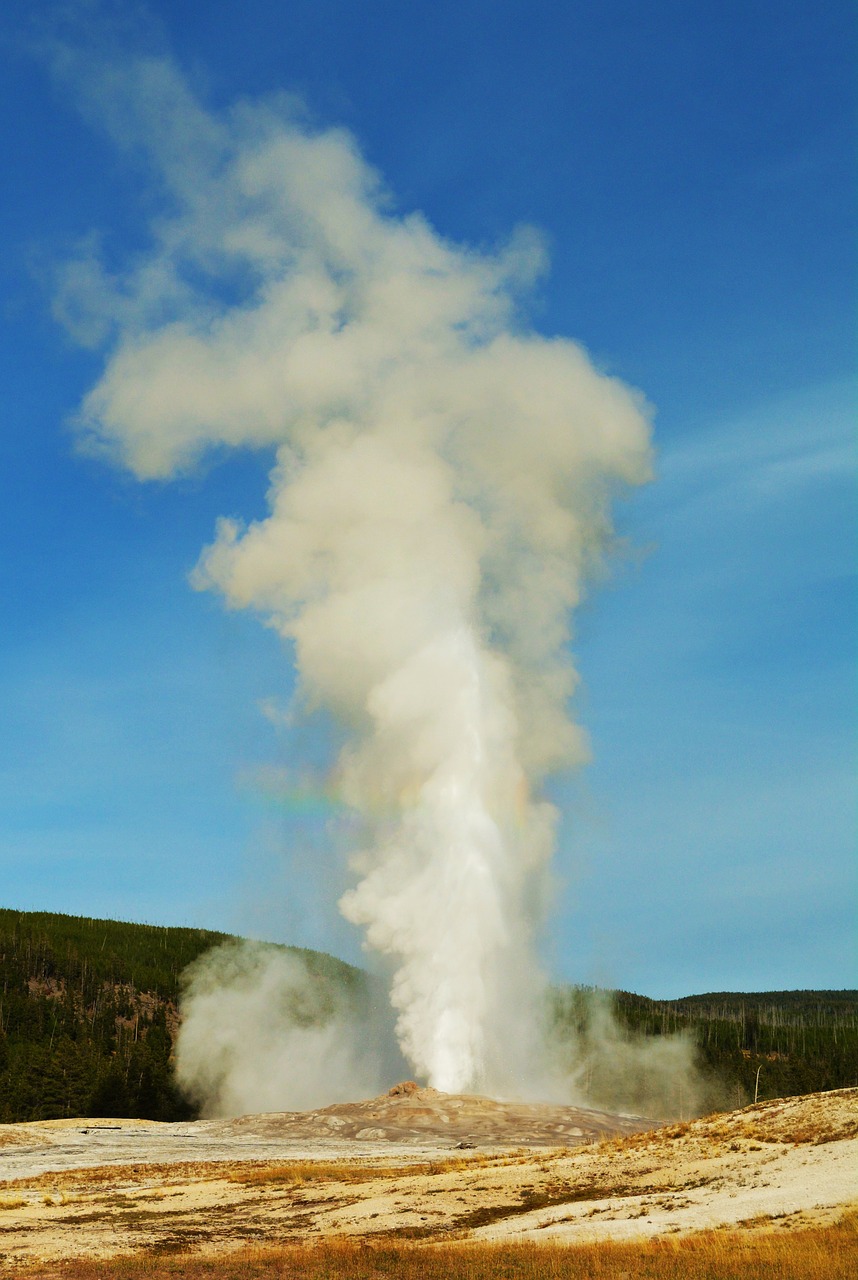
[0,1085,855,1268]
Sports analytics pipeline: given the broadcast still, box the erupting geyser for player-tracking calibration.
[60,50,653,1105]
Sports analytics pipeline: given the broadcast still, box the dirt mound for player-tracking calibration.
[386,1080,422,1097]
[222,1084,657,1147]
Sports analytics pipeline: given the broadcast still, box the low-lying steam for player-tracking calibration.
[53,47,702,1112]
[174,943,406,1115]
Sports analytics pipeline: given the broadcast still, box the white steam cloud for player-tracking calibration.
[174,943,403,1116]
[56,50,659,1104]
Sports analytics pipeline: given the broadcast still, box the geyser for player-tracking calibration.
[57,49,654,1104]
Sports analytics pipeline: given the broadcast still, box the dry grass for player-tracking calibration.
[596,1090,858,1156]
[227,1151,526,1187]
[10,1213,858,1278]
[0,1130,28,1148]
[3,1150,523,1194]
[735,1114,858,1146]
[5,1161,274,1191]
[0,1195,27,1210]
[228,1160,423,1187]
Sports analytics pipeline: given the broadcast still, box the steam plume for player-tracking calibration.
[174,943,405,1115]
[57,51,654,1101]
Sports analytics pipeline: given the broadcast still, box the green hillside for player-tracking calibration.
[653,989,857,1101]
[0,908,363,1123]
[552,985,858,1114]
[1,907,855,1123]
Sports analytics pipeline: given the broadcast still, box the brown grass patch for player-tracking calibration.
[2,1150,524,1194]
[9,1212,858,1278]
[736,1115,858,1146]
[0,1130,29,1148]
[0,1195,27,1210]
[4,1161,254,1192]
[226,1152,520,1187]
[594,1090,858,1155]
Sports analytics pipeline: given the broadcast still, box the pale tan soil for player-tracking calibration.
[0,1086,854,1269]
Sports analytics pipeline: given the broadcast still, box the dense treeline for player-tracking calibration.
[590,987,857,1108]
[1,908,855,1123]
[0,908,362,1123]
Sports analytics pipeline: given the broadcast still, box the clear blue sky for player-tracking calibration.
[0,0,854,997]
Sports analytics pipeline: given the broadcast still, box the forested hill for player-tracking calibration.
[613,988,858,1106]
[667,990,858,1020]
[0,908,363,1123]
[1,907,855,1124]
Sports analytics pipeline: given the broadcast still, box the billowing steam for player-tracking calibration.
[174,942,407,1115]
[54,50,693,1110]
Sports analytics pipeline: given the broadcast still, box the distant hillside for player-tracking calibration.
[612,987,857,1106]
[0,908,363,1123]
[1,907,855,1123]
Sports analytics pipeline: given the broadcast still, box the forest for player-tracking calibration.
[0,908,365,1122]
[550,985,857,1115]
[1,907,855,1123]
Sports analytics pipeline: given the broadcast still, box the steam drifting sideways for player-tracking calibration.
[59,53,655,1106]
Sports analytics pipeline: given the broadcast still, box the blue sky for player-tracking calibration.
[0,0,853,998]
